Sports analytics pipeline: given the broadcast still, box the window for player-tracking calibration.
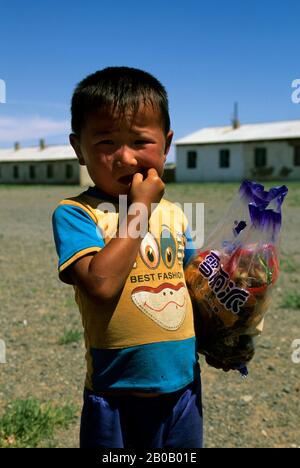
[29,165,36,179]
[13,166,19,179]
[66,164,73,179]
[220,149,230,168]
[47,164,54,178]
[187,151,197,168]
[254,148,267,167]
[294,146,300,166]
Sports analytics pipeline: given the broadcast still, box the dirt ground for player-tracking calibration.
[0,182,299,448]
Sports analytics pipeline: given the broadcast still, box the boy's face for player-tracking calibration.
[70,103,173,198]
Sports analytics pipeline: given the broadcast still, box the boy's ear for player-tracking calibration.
[164,130,174,155]
[69,133,85,166]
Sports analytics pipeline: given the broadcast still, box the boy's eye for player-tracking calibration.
[97,140,114,145]
[135,140,150,145]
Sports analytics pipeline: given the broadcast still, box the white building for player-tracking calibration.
[175,120,300,182]
[0,140,92,185]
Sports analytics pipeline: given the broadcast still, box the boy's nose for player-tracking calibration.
[115,146,138,167]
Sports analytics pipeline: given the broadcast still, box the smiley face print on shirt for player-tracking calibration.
[131,228,188,330]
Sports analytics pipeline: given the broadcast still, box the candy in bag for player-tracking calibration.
[185,180,288,375]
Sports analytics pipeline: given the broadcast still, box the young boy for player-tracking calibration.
[52,66,202,449]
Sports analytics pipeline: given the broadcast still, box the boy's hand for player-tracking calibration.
[129,168,165,217]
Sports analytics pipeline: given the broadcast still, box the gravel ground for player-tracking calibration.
[0,182,299,448]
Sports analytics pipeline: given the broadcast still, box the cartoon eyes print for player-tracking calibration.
[160,227,177,269]
[140,228,178,269]
[140,233,160,269]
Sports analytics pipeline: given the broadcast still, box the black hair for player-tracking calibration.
[71,66,171,137]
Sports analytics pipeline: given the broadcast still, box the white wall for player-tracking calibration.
[244,140,300,180]
[176,143,245,182]
[176,140,300,182]
[0,160,79,184]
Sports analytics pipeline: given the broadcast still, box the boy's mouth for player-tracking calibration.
[118,174,134,185]
[118,170,148,186]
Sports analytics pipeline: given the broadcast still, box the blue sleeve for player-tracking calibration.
[183,226,196,268]
[52,204,105,273]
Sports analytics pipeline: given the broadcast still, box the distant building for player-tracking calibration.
[0,139,176,185]
[175,120,300,182]
[0,140,92,185]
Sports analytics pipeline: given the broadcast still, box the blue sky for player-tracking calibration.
[0,0,299,161]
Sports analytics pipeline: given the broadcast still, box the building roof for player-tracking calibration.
[175,120,300,145]
[0,145,76,162]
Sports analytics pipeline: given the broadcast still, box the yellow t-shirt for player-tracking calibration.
[52,186,199,393]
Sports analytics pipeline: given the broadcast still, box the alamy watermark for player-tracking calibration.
[95,197,205,248]
[291,79,300,104]
[0,339,6,364]
[0,78,6,103]
[291,339,300,364]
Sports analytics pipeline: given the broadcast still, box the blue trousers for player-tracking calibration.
[80,378,203,449]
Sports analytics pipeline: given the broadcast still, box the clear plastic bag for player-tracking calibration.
[185,180,288,376]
